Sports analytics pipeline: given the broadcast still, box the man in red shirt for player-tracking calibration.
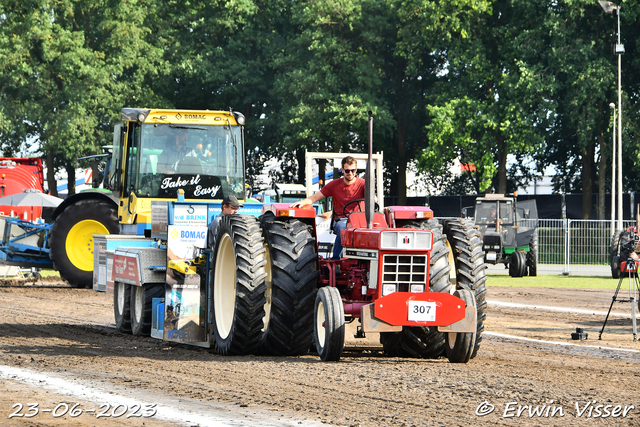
[291,156,365,259]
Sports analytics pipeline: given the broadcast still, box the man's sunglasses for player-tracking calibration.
[343,168,357,173]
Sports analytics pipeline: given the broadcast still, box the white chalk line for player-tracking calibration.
[485,332,640,354]
[488,300,640,318]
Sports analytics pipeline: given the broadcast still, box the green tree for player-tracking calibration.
[271,0,395,187]
[0,0,165,195]
[415,0,550,195]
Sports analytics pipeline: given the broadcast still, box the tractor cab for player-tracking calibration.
[105,108,246,233]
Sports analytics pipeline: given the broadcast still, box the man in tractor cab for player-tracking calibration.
[207,195,243,249]
[290,156,365,260]
[157,130,197,174]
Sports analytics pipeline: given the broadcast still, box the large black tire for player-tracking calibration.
[526,230,538,276]
[313,286,345,361]
[442,218,488,359]
[380,219,453,359]
[445,289,477,363]
[211,215,268,356]
[518,252,527,277]
[114,281,132,334]
[259,213,318,356]
[610,231,623,279]
[130,284,165,336]
[49,200,119,288]
[509,251,526,277]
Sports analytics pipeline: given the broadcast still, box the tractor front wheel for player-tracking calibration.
[509,251,526,277]
[313,286,345,361]
[445,289,477,363]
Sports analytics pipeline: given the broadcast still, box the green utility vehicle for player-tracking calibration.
[471,194,539,277]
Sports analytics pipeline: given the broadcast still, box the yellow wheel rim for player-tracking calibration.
[65,220,109,271]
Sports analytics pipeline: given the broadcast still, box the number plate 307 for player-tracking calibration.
[408,301,436,322]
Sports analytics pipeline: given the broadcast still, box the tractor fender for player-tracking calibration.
[52,190,117,221]
[260,203,317,233]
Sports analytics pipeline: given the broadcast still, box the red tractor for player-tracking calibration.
[254,117,487,363]
[311,205,486,362]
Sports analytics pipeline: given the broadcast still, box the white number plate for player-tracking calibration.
[408,301,436,322]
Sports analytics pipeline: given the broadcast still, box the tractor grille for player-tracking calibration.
[483,234,502,251]
[382,254,428,292]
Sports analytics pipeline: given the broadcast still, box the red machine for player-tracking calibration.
[258,115,483,363]
[0,158,45,221]
[312,203,478,362]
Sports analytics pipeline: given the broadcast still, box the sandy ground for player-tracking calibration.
[0,278,639,426]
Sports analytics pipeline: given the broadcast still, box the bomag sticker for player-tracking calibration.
[185,114,206,120]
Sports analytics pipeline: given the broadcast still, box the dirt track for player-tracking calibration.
[1,279,639,426]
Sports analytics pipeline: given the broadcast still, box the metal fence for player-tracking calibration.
[520,219,635,275]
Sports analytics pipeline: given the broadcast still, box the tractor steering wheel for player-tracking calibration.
[342,198,379,217]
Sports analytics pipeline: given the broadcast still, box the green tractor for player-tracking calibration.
[471,194,539,277]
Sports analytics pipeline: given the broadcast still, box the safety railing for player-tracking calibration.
[522,219,635,275]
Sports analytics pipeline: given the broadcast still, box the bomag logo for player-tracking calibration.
[175,113,182,120]
[180,230,206,239]
[185,114,206,120]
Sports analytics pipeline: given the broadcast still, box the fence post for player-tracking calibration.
[564,219,570,275]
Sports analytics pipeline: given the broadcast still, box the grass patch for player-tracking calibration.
[38,269,61,278]
[486,274,623,290]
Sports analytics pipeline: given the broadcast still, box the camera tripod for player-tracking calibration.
[599,257,640,342]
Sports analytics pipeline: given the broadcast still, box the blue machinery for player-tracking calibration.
[0,217,54,269]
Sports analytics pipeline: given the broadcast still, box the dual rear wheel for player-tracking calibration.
[114,282,164,336]
[210,214,318,356]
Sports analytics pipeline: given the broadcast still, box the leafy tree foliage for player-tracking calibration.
[0,0,164,194]
[1,0,639,217]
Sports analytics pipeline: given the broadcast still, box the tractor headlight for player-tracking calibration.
[380,230,432,250]
[410,284,425,293]
[382,284,397,296]
[233,111,246,125]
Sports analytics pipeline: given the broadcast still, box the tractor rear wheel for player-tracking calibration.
[259,213,317,356]
[526,230,538,276]
[380,219,452,359]
[130,284,164,336]
[609,231,624,279]
[445,289,477,363]
[442,218,487,359]
[50,200,119,288]
[314,286,345,361]
[114,281,131,334]
[211,215,268,356]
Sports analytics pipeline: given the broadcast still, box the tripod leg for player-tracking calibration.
[633,274,639,342]
[599,276,624,340]
[632,296,637,342]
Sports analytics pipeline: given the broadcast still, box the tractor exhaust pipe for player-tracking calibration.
[365,111,375,229]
